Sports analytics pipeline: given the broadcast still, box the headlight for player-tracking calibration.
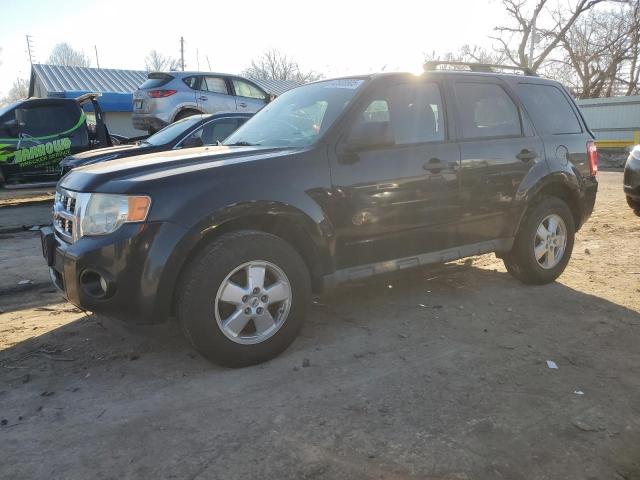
[80,193,151,236]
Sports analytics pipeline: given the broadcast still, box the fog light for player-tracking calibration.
[80,270,114,299]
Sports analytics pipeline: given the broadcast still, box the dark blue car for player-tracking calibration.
[60,112,252,174]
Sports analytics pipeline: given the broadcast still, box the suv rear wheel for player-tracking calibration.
[174,109,200,121]
[503,197,575,285]
[176,230,310,367]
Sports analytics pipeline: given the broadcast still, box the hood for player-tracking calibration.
[61,143,153,168]
[59,145,296,193]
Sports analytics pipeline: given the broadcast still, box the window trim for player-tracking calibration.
[516,82,584,135]
[344,79,451,150]
[453,81,525,141]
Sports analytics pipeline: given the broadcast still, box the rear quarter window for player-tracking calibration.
[516,83,582,135]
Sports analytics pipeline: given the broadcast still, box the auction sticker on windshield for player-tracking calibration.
[322,79,364,89]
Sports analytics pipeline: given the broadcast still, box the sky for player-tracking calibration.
[0,0,508,96]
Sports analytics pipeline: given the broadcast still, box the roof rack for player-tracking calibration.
[423,61,537,77]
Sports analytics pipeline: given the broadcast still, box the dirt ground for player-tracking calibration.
[0,171,638,480]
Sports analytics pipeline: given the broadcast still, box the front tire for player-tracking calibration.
[176,230,310,367]
[503,197,575,285]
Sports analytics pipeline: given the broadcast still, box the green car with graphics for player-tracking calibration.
[0,94,111,186]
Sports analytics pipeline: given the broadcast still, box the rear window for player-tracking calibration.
[139,74,174,90]
[516,83,582,135]
[16,103,80,137]
[454,83,522,139]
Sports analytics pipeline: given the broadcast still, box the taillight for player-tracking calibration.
[148,89,177,98]
[587,140,598,176]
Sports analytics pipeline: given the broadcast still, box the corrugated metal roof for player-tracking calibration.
[248,78,300,96]
[31,64,300,97]
[31,64,147,95]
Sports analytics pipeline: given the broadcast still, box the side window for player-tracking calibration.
[232,79,267,100]
[0,108,16,136]
[202,119,240,144]
[351,82,445,145]
[201,77,228,94]
[183,76,198,90]
[16,104,79,137]
[454,83,521,139]
[516,83,582,135]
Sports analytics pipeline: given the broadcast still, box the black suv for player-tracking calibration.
[41,64,598,367]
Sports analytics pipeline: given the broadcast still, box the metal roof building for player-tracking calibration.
[577,95,640,147]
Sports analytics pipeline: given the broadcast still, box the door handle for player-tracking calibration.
[516,149,537,161]
[199,96,208,101]
[238,102,247,108]
[423,157,443,173]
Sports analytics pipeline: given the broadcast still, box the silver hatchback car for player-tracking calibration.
[132,71,296,133]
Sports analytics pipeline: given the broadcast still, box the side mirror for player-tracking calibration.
[181,136,204,148]
[338,121,394,163]
[266,94,276,104]
[1,119,20,137]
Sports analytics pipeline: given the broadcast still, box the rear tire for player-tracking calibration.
[174,109,200,121]
[176,230,311,367]
[503,197,575,285]
[626,195,640,216]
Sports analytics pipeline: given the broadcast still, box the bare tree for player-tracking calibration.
[492,0,608,73]
[424,44,506,67]
[242,49,323,83]
[550,2,640,97]
[2,78,29,105]
[145,50,180,72]
[47,42,91,67]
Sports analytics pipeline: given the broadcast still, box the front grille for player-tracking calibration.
[53,189,78,242]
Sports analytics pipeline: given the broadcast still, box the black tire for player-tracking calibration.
[503,197,575,285]
[626,195,640,216]
[174,109,200,121]
[176,230,311,367]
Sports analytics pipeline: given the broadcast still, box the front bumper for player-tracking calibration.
[131,113,168,133]
[40,221,188,324]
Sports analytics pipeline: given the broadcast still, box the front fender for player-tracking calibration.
[152,199,335,317]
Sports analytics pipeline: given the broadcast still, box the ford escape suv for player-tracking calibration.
[41,63,598,367]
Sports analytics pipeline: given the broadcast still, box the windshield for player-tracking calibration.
[144,115,204,146]
[224,79,365,148]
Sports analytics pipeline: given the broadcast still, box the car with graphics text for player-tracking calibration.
[41,64,598,367]
[0,94,111,186]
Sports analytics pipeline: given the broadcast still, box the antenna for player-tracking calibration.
[25,34,35,65]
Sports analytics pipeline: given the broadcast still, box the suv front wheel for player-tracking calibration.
[503,197,575,285]
[176,230,311,367]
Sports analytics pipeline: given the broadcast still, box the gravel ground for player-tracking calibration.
[0,171,638,480]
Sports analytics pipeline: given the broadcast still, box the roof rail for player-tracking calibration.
[423,61,537,77]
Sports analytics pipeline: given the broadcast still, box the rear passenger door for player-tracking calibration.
[230,79,268,113]
[453,79,545,245]
[196,76,237,114]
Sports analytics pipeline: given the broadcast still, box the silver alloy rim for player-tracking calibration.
[534,214,567,270]
[215,261,292,345]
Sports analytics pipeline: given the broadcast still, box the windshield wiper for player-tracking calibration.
[226,141,259,146]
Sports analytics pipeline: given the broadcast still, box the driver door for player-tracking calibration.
[328,80,462,269]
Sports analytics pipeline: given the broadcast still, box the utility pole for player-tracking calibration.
[206,56,212,71]
[94,45,100,68]
[25,34,35,65]
[180,37,185,71]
